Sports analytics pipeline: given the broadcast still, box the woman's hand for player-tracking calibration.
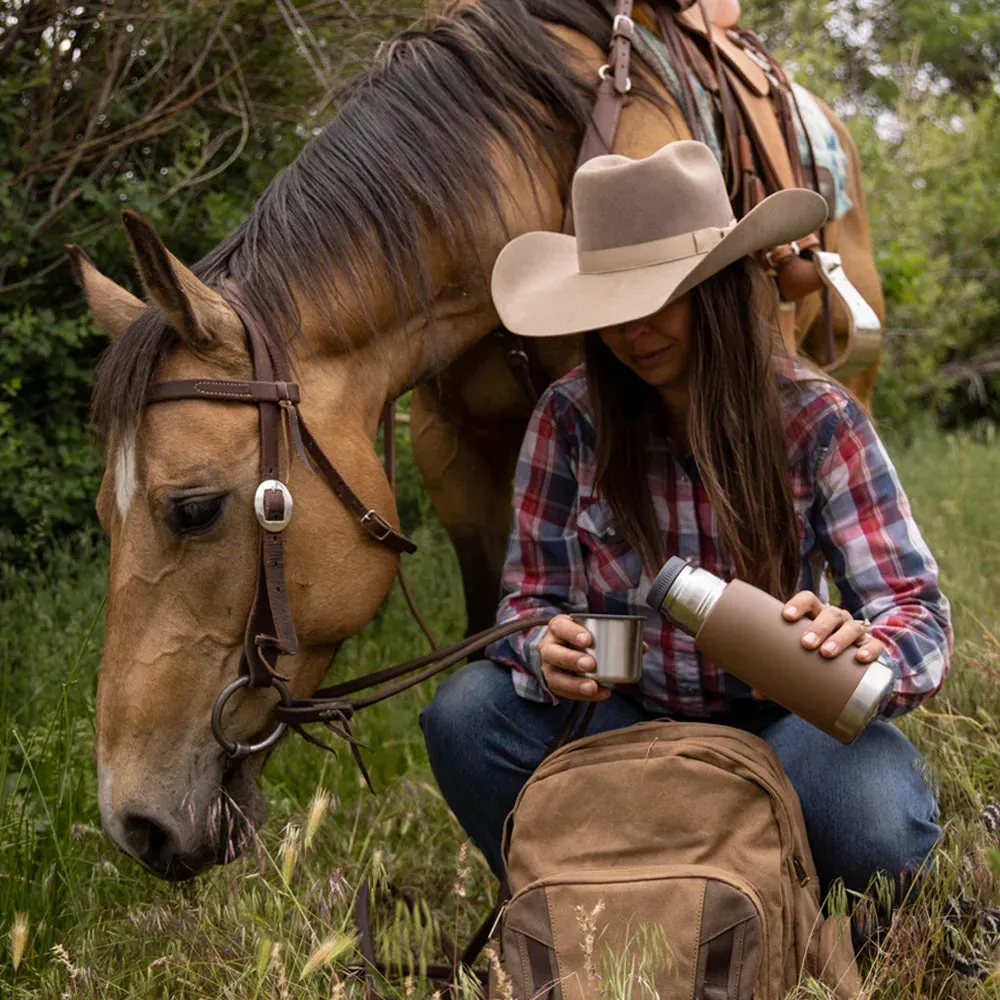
[539,615,611,702]
[782,590,885,663]
[751,591,886,701]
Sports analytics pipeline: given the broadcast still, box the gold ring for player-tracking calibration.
[859,617,871,637]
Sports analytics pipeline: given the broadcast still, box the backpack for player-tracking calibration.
[491,720,861,1000]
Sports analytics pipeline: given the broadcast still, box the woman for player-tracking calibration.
[420,142,951,905]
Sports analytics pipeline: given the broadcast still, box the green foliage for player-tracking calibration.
[0,0,419,565]
[741,0,1000,436]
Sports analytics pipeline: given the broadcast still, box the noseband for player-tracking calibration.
[144,290,417,760]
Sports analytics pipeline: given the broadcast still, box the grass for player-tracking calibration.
[1,427,999,998]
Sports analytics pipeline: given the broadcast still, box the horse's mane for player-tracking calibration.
[93,0,620,439]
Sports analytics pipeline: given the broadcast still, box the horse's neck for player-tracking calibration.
[293,159,570,432]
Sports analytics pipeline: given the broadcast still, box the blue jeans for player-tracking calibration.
[420,660,940,903]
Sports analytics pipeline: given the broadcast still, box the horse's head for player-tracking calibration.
[73,213,402,879]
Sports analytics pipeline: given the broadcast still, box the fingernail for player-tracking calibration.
[577,632,590,645]
[583,681,596,695]
[577,656,592,671]
[822,640,837,654]
[858,648,873,661]
[784,605,797,618]
[803,631,818,647]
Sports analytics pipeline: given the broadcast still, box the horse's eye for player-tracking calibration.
[167,496,225,536]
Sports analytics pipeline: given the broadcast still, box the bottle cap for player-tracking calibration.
[646,556,689,613]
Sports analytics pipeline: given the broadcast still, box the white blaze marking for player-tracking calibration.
[115,427,137,517]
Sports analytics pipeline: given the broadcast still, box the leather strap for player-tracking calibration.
[295,416,416,555]
[701,926,735,999]
[525,937,557,999]
[274,614,552,724]
[562,0,636,233]
[349,876,505,996]
[494,327,550,407]
[144,379,300,405]
[381,401,439,649]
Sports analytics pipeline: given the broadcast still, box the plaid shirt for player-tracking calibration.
[487,359,952,718]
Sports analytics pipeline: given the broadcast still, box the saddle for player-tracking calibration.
[638,0,881,376]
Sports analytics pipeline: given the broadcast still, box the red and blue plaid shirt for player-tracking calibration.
[487,358,952,718]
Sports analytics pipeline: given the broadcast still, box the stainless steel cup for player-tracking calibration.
[570,613,646,685]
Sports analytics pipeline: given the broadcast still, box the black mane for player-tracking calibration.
[93,0,626,438]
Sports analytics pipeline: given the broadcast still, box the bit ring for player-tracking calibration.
[211,675,292,760]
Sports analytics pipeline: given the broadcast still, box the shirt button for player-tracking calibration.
[606,527,616,537]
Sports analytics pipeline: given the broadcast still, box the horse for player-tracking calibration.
[71,0,884,879]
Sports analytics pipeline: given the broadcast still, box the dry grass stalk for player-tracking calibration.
[304,789,333,850]
[268,941,290,1000]
[454,841,471,899]
[280,823,301,883]
[10,912,28,971]
[485,944,514,1000]
[51,943,84,989]
[299,932,357,979]
[575,899,606,986]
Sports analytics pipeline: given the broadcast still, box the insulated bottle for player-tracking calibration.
[646,557,894,743]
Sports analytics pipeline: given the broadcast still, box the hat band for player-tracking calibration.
[576,220,738,275]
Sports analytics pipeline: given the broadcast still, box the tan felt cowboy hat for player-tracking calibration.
[491,140,829,338]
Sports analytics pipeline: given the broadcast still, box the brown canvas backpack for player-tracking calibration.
[492,720,861,1000]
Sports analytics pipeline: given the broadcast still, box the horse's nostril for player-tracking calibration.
[121,811,179,876]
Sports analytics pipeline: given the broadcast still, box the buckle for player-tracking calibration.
[612,13,635,40]
[361,509,393,542]
[254,480,293,532]
[598,62,632,93]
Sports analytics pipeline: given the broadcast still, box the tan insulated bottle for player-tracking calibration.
[646,558,894,743]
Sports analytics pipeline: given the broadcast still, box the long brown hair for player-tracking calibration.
[584,257,800,598]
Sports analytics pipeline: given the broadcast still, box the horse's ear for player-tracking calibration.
[66,244,146,340]
[121,210,240,349]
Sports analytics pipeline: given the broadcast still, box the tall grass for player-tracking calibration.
[1,429,998,997]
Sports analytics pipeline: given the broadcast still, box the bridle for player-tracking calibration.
[144,287,416,758]
[144,287,548,771]
[138,0,643,770]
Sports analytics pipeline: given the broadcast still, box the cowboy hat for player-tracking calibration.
[491,140,828,338]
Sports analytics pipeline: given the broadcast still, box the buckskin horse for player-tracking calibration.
[70,0,884,879]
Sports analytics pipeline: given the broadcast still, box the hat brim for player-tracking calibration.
[491,187,828,338]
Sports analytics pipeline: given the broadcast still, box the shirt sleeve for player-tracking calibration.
[485,387,590,703]
[811,395,953,716]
